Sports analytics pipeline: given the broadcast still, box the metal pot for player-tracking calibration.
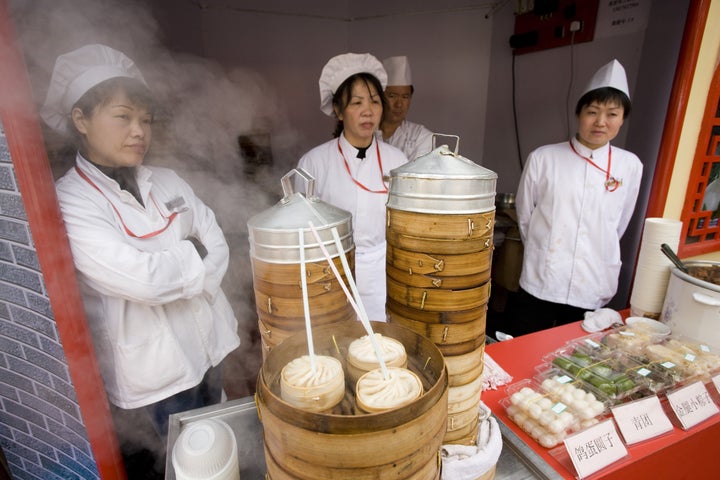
[247,168,353,263]
[660,261,720,349]
[387,135,498,214]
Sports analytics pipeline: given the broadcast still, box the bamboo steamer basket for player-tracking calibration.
[445,414,479,444]
[444,343,485,381]
[387,277,491,312]
[256,321,447,480]
[385,298,482,324]
[445,350,484,445]
[386,263,490,290]
[387,243,492,282]
[247,169,356,352]
[386,138,495,446]
[251,253,354,285]
[447,375,484,413]
[386,208,495,239]
[386,228,493,255]
[386,245,492,277]
[387,310,486,347]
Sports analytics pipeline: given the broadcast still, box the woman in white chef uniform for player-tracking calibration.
[298,53,409,321]
[505,59,643,337]
[40,44,239,476]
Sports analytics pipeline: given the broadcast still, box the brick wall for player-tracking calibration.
[0,122,99,479]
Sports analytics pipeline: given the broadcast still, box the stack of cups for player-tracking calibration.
[630,218,682,318]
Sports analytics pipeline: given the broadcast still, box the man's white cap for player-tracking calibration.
[581,59,630,98]
[318,52,387,116]
[40,44,147,135]
[383,56,412,87]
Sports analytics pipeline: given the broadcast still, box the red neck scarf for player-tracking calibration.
[337,139,388,194]
[569,141,620,192]
[75,165,180,239]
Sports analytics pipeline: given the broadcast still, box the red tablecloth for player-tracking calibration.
[483,321,720,479]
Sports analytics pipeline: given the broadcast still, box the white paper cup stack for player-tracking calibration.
[629,218,682,318]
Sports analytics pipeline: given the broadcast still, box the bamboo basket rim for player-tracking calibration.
[257,321,447,433]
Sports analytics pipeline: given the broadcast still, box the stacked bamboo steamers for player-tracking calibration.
[386,138,497,445]
[247,169,356,356]
[248,170,449,479]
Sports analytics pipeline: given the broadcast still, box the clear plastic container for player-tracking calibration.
[533,367,609,423]
[542,346,642,403]
[643,336,720,383]
[599,326,662,357]
[608,349,678,395]
[565,332,615,359]
[503,379,581,448]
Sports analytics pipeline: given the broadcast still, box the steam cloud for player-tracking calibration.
[8,0,297,400]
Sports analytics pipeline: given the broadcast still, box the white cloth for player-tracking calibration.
[581,307,622,332]
[297,134,408,320]
[318,52,387,116]
[441,402,503,480]
[56,154,240,409]
[378,120,434,161]
[516,137,642,310]
[41,44,147,135]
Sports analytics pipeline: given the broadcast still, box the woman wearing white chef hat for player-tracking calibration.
[298,53,409,322]
[504,59,643,337]
[41,44,239,477]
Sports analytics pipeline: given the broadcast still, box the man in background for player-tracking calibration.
[378,56,434,161]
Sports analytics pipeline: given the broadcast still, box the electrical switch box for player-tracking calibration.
[510,0,599,55]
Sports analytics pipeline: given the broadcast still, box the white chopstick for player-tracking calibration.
[307,221,389,379]
[298,228,316,373]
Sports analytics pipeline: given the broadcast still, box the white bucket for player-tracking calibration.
[660,261,720,349]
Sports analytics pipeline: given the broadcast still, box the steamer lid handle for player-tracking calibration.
[691,292,720,307]
[432,133,460,155]
[281,168,316,202]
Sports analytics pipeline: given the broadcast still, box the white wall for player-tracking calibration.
[175,0,495,176]
[348,3,493,164]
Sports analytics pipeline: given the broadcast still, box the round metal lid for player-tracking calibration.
[388,135,498,214]
[247,169,354,263]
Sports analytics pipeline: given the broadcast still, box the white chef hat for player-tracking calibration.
[318,52,387,116]
[40,44,148,135]
[383,56,412,87]
[581,59,630,98]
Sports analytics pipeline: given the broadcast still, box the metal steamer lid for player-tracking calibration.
[247,168,354,263]
[387,135,498,214]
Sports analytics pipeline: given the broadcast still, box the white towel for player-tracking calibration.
[441,402,503,480]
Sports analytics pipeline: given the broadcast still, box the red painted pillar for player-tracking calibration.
[0,2,126,479]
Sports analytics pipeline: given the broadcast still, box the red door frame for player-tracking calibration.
[0,1,126,478]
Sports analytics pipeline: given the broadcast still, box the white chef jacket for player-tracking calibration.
[55,154,240,409]
[298,134,408,321]
[378,120,434,161]
[516,137,642,310]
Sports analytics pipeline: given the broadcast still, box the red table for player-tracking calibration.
[483,321,720,479]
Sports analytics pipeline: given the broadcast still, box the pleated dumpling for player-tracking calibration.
[355,366,423,413]
[347,334,407,383]
[281,355,345,412]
